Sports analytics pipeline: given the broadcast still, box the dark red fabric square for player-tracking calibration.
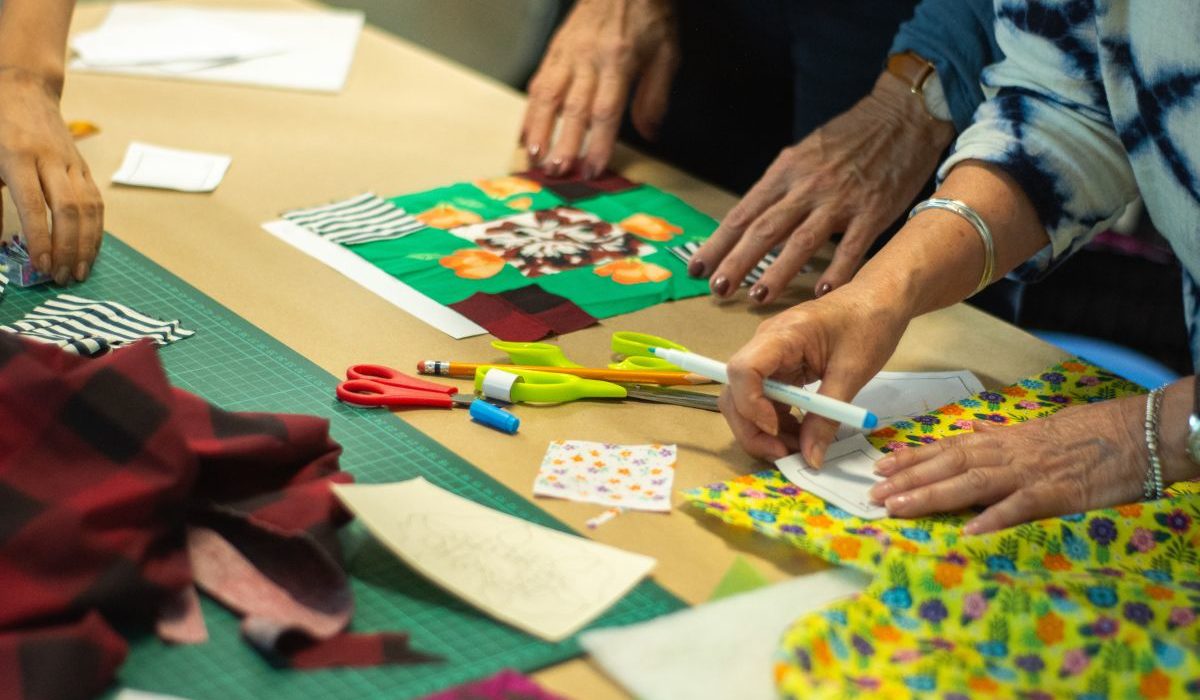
[514,167,639,202]
[451,285,598,341]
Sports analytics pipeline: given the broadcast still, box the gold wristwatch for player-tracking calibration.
[886,51,952,122]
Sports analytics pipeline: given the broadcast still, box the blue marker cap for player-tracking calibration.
[469,399,520,434]
[863,412,879,429]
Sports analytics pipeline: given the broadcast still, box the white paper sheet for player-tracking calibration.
[581,569,869,700]
[72,6,286,67]
[776,434,888,519]
[261,220,486,339]
[114,691,191,700]
[332,479,657,642]
[112,142,231,193]
[70,5,364,93]
[816,369,984,440]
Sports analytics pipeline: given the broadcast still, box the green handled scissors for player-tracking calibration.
[472,366,719,411]
[491,331,689,372]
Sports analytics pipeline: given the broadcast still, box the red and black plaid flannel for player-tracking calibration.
[0,334,434,700]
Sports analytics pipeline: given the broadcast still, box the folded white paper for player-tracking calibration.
[71,4,363,93]
[776,434,889,519]
[815,369,984,440]
[112,142,231,193]
[332,479,657,642]
[582,569,869,700]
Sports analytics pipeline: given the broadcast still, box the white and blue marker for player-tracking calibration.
[648,347,878,430]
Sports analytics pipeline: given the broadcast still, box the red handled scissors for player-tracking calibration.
[336,364,474,408]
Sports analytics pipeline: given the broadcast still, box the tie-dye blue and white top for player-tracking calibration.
[940,1,1200,366]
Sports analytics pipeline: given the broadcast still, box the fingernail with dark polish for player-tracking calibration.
[54,267,70,286]
[711,275,730,296]
[75,261,89,281]
[37,254,51,274]
[749,284,768,303]
[816,282,832,297]
[687,258,707,278]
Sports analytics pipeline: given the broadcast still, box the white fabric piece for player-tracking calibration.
[581,569,869,700]
[260,220,486,339]
[112,142,231,193]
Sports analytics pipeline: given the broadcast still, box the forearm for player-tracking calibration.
[0,0,75,95]
[850,160,1048,318]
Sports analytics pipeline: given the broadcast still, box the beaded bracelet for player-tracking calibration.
[909,198,996,296]
[1144,387,1166,500]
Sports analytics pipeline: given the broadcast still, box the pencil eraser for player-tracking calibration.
[469,399,520,434]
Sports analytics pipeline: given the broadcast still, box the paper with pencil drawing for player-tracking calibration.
[332,478,656,642]
[820,369,984,439]
[775,434,888,520]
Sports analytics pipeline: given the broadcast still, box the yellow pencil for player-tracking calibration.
[415,360,711,386]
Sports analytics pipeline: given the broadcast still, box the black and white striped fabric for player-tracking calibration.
[667,241,780,287]
[283,192,424,245]
[1,294,195,356]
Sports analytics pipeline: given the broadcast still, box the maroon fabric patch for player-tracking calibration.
[450,285,598,341]
[514,167,638,202]
[0,335,437,700]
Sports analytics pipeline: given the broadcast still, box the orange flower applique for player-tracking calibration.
[507,196,534,211]
[439,248,506,279]
[416,204,484,229]
[620,213,682,241]
[474,176,542,199]
[594,258,673,285]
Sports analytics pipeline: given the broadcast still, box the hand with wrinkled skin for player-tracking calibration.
[520,0,678,179]
[0,67,103,284]
[719,284,909,465]
[690,72,955,304]
[868,378,1199,535]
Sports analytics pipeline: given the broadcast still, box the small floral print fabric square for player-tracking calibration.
[534,440,676,512]
[680,359,1200,697]
[450,207,654,278]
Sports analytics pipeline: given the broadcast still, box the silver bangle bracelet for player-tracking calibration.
[908,198,996,296]
[1144,387,1166,501]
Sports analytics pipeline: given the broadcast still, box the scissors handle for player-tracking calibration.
[337,379,466,408]
[346,364,457,395]
[473,367,626,403]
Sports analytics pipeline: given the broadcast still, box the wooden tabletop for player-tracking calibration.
[62,1,1066,697]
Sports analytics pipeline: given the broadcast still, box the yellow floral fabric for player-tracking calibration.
[680,359,1200,698]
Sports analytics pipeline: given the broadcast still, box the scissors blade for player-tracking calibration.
[621,384,720,412]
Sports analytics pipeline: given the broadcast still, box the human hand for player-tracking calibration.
[720,285,909,464]
[521,0,678,178]
[868,397,1152,535]
[0,66,103,283]
[690,72,955,303]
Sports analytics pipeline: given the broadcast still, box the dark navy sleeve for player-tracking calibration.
[889,0,1002,132]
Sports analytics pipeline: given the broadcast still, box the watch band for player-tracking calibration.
[886,51,944,122]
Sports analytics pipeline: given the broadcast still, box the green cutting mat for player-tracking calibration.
[0,235,683,700]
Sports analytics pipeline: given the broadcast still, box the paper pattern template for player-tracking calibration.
[332,479,656,642]
[580,569,869,700]
[534,441,677,512]
[775,435,887,520]
[112,142,231,193]
[450,208,653,278]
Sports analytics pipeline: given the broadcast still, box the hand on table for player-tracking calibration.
[689,73,955,304]
[0,66,103,284]
[521,0,678,178]
[868,398,1152,535]
[719,286,909,464]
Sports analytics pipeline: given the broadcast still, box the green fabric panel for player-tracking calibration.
[575,186,719,244]
[707,556,772,601]
[388,181,564,221]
